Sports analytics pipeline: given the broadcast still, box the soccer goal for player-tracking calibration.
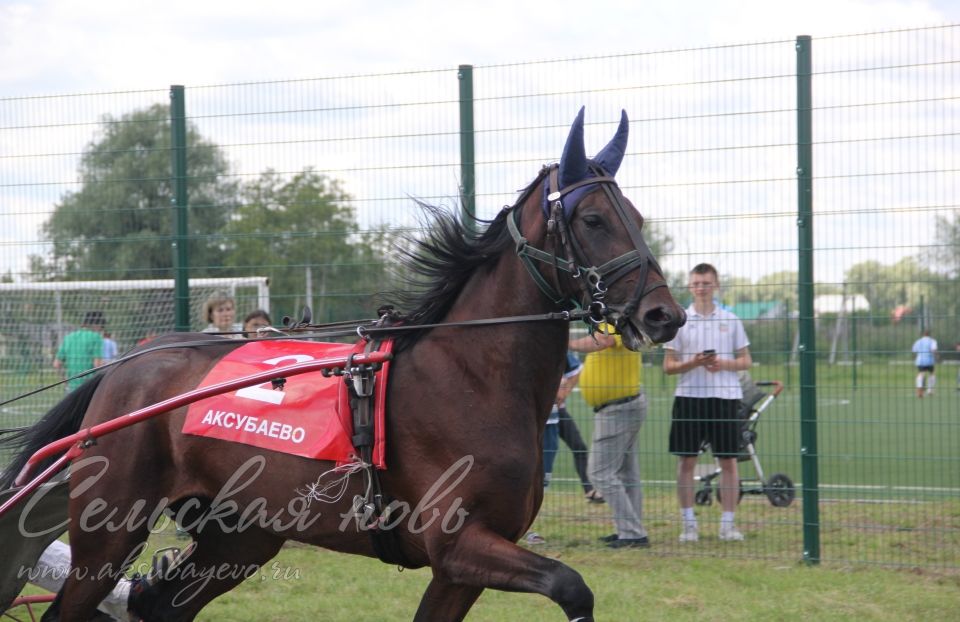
[0,277,269,380]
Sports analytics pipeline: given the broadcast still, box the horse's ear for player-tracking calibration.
[559,106,588,187]
[594,109,629,176]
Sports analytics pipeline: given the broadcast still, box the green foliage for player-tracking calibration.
[717,274,753,306]
[222,169,393,321]
[27,104,394,323]
[929,211,960,278]
[643,220,672,259]
[755,270,800,309]
[30,104,236,280]
[844,257,937,316]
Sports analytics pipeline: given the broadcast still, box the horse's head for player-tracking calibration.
[510,107,685,349]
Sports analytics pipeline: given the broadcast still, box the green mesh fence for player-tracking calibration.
[1,26,957,571]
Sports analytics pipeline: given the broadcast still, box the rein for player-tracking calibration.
[0,308,604,411]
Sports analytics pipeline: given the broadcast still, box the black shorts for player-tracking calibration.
[917,365,935,373]
[669,397,742,458]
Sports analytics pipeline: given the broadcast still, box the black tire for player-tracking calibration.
[695,489,712,506]
[765,473,795,507]
[716,484,745,505]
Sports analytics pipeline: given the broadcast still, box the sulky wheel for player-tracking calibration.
[695,489,712,506]
[765,473,796,507]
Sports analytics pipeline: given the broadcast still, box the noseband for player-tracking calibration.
[505,163,666,328]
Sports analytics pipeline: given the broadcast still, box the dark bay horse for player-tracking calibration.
[1,108,685,621]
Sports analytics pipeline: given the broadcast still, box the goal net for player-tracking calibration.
[0,277,269,421]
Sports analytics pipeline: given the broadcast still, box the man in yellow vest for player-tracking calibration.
[570,324,649,548]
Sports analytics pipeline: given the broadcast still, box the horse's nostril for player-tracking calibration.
[644,306,668,326]
[644,305,686,327]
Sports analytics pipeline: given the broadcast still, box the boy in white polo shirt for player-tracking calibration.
[663,263,752,542]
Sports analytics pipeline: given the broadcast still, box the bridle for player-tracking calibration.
[505,163,667,331]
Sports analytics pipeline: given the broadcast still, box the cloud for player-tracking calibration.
[4,0,956,94]
[1,0,958,282]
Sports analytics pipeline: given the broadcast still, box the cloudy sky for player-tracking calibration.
[3,0,957,95]
[1,0,957,285]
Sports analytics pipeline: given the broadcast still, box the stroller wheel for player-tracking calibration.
[765,473,796,507]
[695,489,712,506]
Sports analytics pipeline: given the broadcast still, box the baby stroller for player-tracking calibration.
[694,371,795,508]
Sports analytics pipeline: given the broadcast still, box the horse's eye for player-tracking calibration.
[582,215,603,229]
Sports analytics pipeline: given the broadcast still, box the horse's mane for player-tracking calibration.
[386,171,545,353]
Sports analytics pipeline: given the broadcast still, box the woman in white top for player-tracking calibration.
[201,291,242,338]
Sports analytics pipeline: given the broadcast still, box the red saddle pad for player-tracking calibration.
[182,339,390,466]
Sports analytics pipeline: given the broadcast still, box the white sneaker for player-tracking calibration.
[679,523,699,543]
[719,525,745,541]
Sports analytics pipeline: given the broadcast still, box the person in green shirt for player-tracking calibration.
[54,311,105,390]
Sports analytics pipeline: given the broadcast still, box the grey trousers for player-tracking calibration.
[587,393,648,539]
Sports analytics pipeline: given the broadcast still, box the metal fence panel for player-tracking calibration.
[0,26,957,571]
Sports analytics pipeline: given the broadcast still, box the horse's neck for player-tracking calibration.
[400,243,568,442]
[444,249,568,372]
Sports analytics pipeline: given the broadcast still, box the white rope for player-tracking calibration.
[297,460,370,507]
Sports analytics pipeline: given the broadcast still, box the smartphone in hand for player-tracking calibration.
[702,349,716,355]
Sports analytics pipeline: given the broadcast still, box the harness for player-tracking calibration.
[505,163,667,333]
[338,323,410,566]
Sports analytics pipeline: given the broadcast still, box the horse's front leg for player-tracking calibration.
[416,527,594,622]
[413,580,484,622]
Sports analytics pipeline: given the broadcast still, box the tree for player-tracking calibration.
[755,271,800,310]
[222,169,392,321]
[929,211,960,278]
[30,104,236,280]
[925,212,960,335]
[717,275,753,306]
[644,221,672,261]
[845,257,937,318]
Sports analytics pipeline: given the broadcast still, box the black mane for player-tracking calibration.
[385,171,546,353]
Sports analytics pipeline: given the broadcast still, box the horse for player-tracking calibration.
[1,107,685,621]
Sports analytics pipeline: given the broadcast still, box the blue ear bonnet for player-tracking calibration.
[543,107,629,220]
[541,161,610,221]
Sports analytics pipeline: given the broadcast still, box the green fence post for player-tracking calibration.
[785,299,792,386]
[170,85,190,332]
[796,35,821,565]
[458,65,476,236]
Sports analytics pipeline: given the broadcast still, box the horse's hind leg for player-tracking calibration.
[50,528,151,622]
[131,527,284,621]
[416,527,594,622]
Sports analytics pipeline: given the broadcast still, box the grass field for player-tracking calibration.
[15,525,960,621]
[3,360,957,584]
[6,361,955,492]
[538,360,959,568]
